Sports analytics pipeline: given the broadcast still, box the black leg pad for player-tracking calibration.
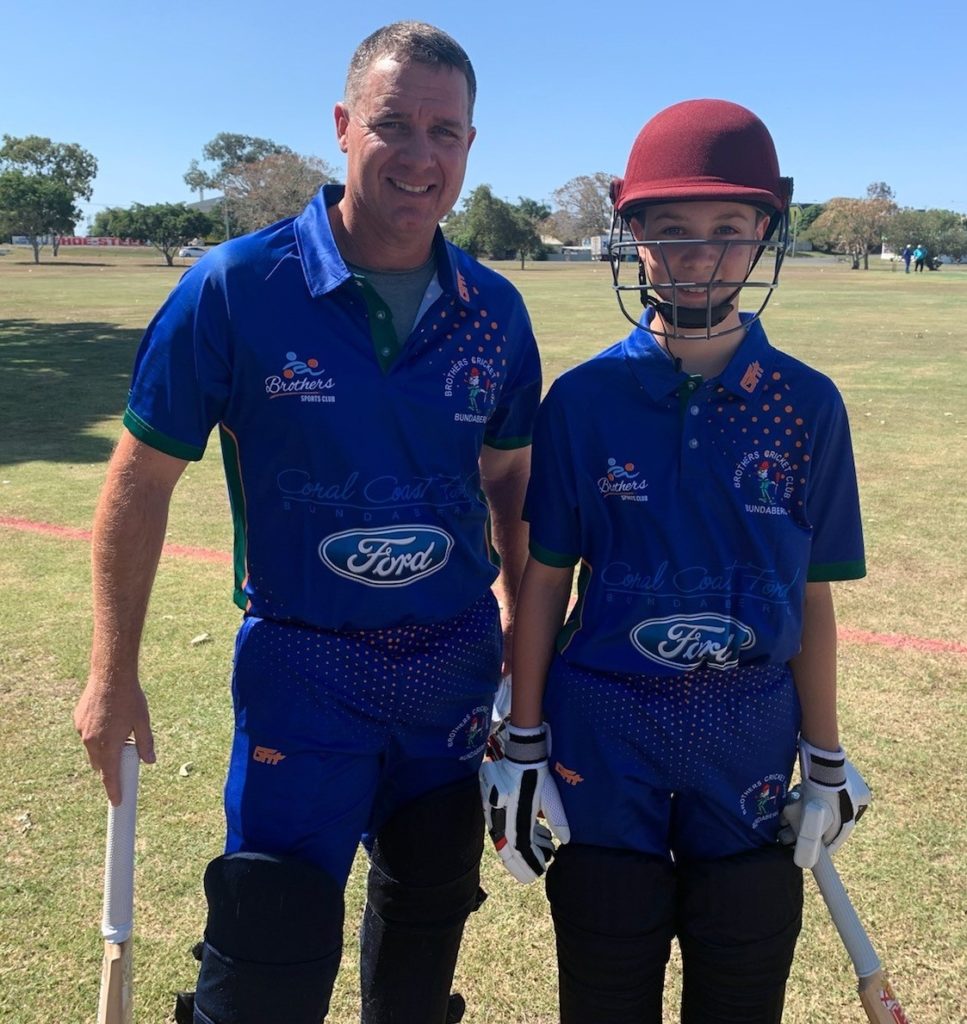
[677,845,803,1024]
[360,778,484,1024]
[546,843,676,1024]
[193,852,344,1024]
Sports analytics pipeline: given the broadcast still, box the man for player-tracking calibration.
[75,22,540,1024]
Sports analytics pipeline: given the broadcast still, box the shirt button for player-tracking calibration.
[381,348,391,356]
[376,310,387,320]
[688,438,699,449]
[690,405,700,415]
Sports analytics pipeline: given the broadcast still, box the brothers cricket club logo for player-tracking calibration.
[733,450,794,516]
[597,457,649,502]
[265,351,336,402]
[630,613,756,671]
[447,705,491,761]
[739,774,787,830]
[444,356,498,424]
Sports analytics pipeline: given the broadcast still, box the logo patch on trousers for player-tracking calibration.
[252,746,286,765]
[554,762,584,786]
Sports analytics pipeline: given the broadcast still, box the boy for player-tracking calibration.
[481,100,868,1023]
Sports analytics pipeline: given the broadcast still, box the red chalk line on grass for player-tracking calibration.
[2,515,965,656]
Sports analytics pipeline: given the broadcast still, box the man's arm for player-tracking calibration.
[479,444,531,675]
[74,430,188,805]
[789,580,839,749]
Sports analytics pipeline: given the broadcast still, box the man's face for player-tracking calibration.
[335,56,475,254]
[631,200,768,310]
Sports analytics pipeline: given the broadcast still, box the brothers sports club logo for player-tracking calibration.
[630,613,756,671]
[265,351,336,403]
[319,525,453,587]
[597,458,649,502]
[733,449,794,516]
[444,356,499,425]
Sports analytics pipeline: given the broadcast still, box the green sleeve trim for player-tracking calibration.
[529,540,580,568]
[482,434,532,451]
[807,559,867,582]
[123,408,205,462]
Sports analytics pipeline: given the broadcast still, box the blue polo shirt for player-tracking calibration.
[525,313,865,675]
[124,185,541,630]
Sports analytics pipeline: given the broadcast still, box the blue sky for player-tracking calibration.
[6,0,966,231]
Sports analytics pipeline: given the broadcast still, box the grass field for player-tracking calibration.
[0,246,965,1023]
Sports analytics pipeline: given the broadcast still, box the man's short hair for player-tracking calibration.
[344,21,476,123]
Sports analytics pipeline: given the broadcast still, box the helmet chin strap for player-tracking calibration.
[653,297,735,329]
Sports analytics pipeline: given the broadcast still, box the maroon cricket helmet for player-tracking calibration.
[612,98,791,217]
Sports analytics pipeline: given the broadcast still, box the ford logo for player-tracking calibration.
[319,525,453,587]
[630,613,756,671]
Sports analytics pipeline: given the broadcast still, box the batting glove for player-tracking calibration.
[479,721,571,884]
[779,741,870,868]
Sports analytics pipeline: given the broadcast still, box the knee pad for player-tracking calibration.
[677,845,803,1024]
[360,779,484,1024]
[546,844,676,1024]
[193,852,344,1024]
[367,776,484,927]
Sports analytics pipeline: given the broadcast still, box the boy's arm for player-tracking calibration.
[789,580,839,749]
[785,580,869,866]
[510,557,574,727]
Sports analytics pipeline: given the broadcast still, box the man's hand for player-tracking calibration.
[479,722,570,883]
[74,675,155,806]
[779,742,870,868]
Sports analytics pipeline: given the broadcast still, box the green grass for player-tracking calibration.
[0,247,965,1022]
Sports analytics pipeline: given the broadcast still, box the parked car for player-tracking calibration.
[178,245,209,258]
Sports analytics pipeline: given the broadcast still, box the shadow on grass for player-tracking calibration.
[0,317,142,465]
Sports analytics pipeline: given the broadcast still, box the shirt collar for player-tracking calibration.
[293,184,470,308]
[622,309,775,399]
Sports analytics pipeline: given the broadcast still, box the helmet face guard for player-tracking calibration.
[608,203,791,338]
[609,99,793,340]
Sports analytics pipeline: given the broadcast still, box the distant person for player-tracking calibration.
[914,243,927,272]
[901,244,913,272]
[74,20,541,1024]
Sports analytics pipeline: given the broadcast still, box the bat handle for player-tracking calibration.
[100,740,140,943]
[811,847,881,979]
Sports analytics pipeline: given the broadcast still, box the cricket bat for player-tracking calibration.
[812,847,911,1023]
[96,739,140,1024]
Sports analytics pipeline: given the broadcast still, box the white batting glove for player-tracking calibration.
[779,741,870,868]
[479,722,570,884]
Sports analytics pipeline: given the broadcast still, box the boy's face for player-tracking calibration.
[630,200,769,313]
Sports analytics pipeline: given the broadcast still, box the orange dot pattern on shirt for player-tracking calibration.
[710,373,811,508]
[434,300,510,370]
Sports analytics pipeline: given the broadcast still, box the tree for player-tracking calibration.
[221,152,337,234]
[0,135,97,256]
[0,170,80,263]
[443,186,543,266]
[111,203,215,265]
[185,133,294,238]
[805,183,897,269]
[551,172,614,240]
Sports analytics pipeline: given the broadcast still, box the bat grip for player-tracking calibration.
[100,741,140,943]
[811,847,881,979]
